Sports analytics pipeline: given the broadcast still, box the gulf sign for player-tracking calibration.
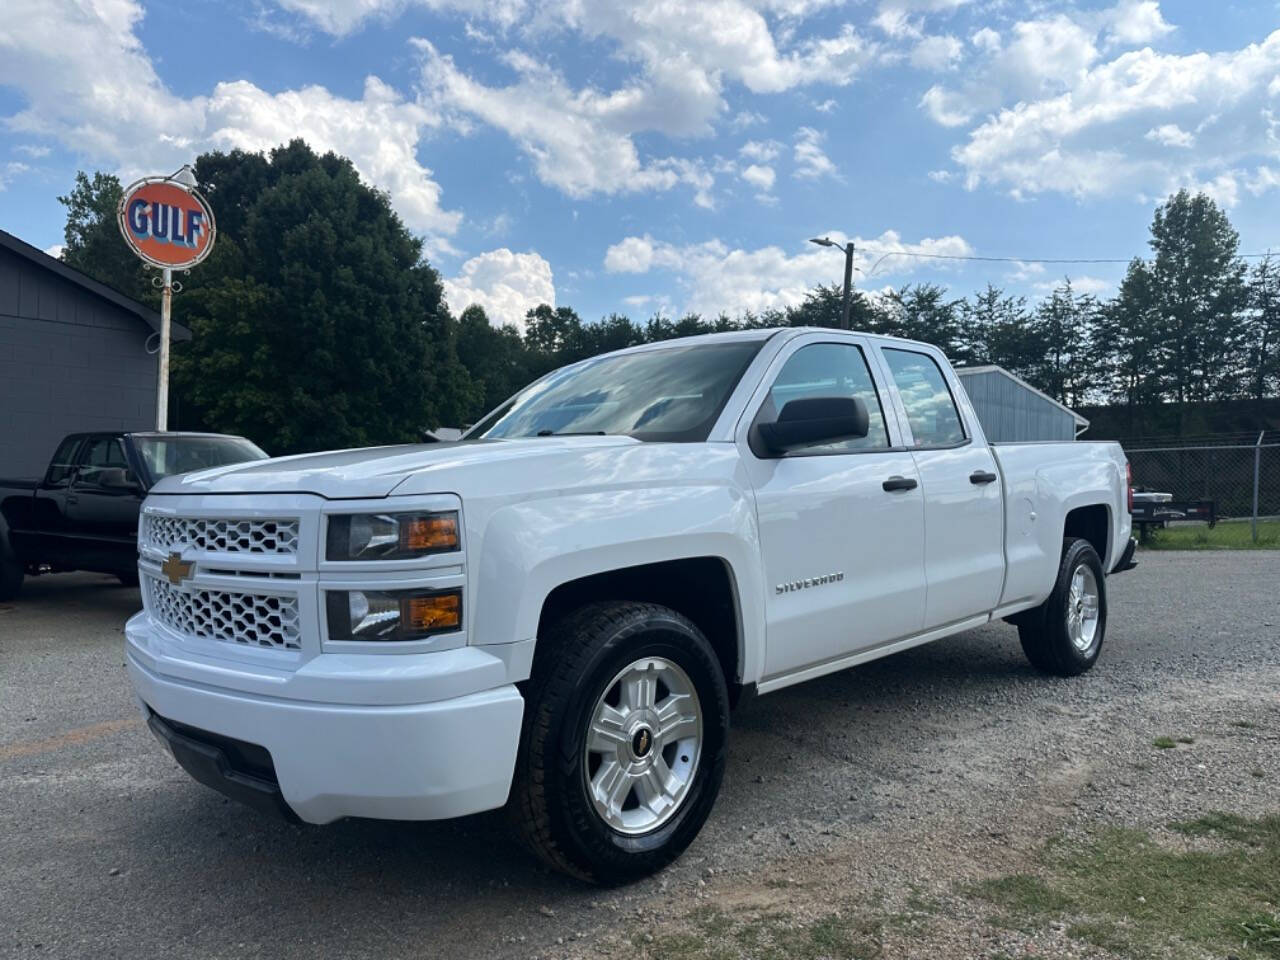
[117,177,216,270]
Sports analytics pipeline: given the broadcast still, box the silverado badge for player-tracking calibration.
[161,552,194,586]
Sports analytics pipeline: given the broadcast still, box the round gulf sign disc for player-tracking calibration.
[117,177,216,270]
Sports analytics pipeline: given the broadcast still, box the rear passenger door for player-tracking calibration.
[741,335,927,681]
[876,346,1004,629]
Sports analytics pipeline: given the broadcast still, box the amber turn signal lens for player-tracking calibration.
[401,513,459,552]
[402,592,461,633]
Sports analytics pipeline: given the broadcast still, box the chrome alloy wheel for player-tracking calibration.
[583,657,703,836]
[1067,564,1101,652]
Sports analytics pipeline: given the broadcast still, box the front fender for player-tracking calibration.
[468,484,765,685]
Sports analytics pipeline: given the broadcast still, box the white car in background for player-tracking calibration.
[125,327,1136,881]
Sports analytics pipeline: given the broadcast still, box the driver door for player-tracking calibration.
[739,335,927,682]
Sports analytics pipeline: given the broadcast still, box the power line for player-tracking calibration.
[862,248,1277,277]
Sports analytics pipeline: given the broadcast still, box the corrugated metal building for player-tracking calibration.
[956,365,1088,443]
[0,229,190,478]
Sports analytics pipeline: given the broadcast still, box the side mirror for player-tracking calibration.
[97,467,142,492]
[756,396,869,455]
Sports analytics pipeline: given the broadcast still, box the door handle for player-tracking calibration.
[882,475,918,492]
[969,470,998,485]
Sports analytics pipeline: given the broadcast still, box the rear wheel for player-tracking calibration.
[508,601,729,883]
[0,552,22,601]
[1018,537,1107,677]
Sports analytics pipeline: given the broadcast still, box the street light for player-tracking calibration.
[809,236,855,330]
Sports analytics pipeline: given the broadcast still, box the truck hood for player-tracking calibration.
[150,436,644,499]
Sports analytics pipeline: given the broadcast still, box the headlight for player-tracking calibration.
[325,588,462,641]
[326,511,459,561]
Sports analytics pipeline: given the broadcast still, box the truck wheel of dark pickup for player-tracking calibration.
[1018,537,1107,677]
[0,548,22,601]
[508,601,730,883]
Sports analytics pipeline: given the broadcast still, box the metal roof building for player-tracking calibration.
[956,365,1089,443]
[0,229,191,477]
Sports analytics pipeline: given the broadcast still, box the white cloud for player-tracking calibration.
[604,230,973,317]
[911,34,963,71]
[919,85,973,127]
[740,163,776,192]
[873,0,974,39]
[1102,0,1174,46]
[0,161,30,190]
[273,0,528,36]
[1145,123,1194,148]
[416,40,715,204]
[947,29,1280,204]
[43,243,65,259]
[970,26,1000,54]
[793,126,837,179]
[0,0,461,242]
[814,98,838,113]
[740,139,783,163]
[443,248,555,329]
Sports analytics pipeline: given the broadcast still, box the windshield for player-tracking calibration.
[469,340,764,442]
[135,436,268,481]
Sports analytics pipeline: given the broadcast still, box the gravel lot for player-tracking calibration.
[1,552,1277,960]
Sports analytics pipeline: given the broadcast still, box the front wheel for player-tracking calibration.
[508,601,730,883]
[1018,537,1107,677]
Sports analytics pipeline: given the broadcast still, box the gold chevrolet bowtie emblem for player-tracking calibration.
[160,552,194,586]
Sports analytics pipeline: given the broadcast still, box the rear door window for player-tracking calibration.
[882,348,967,447]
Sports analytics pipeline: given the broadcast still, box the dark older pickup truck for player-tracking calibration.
[0,431,266,599]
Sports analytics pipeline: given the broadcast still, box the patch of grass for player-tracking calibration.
[1141,518,1280,550]
[971,812,1280,959]
[1232,719,1260,730]
[1153,736,1177,749]
[637,906,883,960]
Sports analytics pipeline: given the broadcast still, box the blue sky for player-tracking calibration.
[1,0,1278,328]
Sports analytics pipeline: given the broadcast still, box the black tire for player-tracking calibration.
[1018,537,1107,677]
[508,601,730,883]
[0,551,22,601]
[116,570,140,588]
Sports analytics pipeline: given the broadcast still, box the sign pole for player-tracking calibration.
[157,266,172,430]
[117,164,215,434]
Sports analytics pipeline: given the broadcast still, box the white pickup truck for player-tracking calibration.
[126,327,1136,881]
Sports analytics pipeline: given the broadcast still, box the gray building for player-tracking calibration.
[956,365,1088,443]
[0,229,190,478]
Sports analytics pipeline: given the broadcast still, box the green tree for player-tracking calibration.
[57,171,152,303]
[58,142,478,453]
[877,284,966,358]
[1246,254,1280,401]
[1032,279,1097,406]
[961,284,1042,379]
[783,283,882,330]
[455,303,532,420]
[1145,190,1250,408]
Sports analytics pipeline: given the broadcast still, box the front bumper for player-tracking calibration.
[126,614,524,824]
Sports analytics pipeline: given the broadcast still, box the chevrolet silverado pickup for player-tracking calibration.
[125,328,1137,882]
[0,431,266,598]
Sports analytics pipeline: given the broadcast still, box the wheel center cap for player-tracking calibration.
[631,726,654,759]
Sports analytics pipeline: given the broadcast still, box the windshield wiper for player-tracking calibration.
[534,430,607,437]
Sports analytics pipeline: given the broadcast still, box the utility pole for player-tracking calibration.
[809,237,855,329]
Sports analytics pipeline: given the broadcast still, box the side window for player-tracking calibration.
[766,343,890,452]
[76,438,129,485]
[882,348,966,447]
[45,437,82,486]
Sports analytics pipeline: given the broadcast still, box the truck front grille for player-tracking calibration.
[144,575,302,651]
[143,515,300,556]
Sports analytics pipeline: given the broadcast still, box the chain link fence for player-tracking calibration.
[1122,433,1280,526]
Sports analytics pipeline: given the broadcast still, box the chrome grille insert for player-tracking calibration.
[145,575,302,651]
[143,515,300,556]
